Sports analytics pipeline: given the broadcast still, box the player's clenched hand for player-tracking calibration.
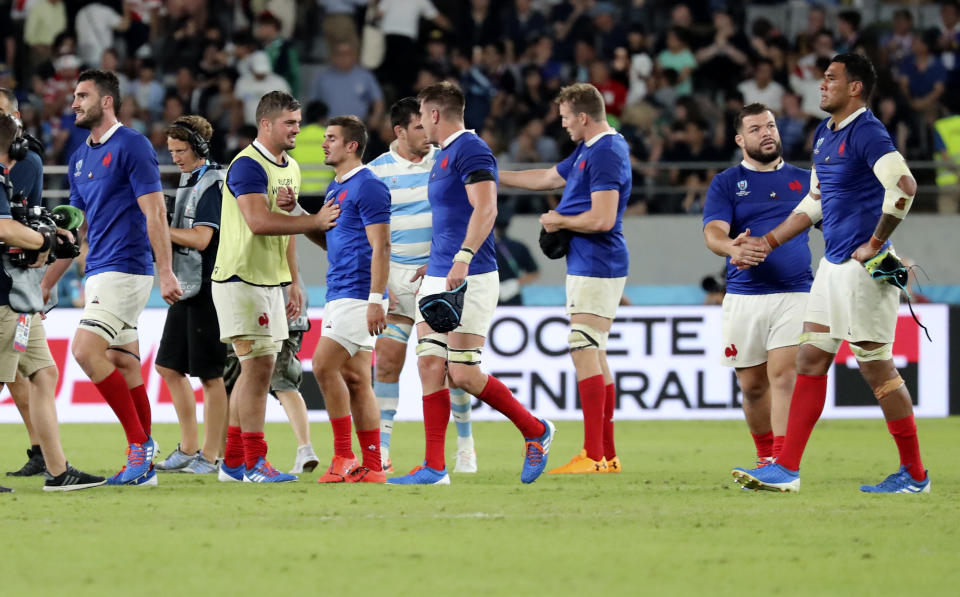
[160,270,183,305]
[276,185,297,212]
[315,199,340,230]
[367,303,386,336]
[286,282,303,320]
[446,261,468,290]
[540,210,562,233]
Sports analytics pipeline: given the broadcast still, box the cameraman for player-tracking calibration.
[0,112,104,491]
[153,115,228,474]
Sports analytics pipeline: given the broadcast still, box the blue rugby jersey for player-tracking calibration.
[323,166,392,301]
[554,131,631,278]
[68,124,162,276]
[811,108,896,264]
[426,130,498,277]
[703,161,813,294]
[367,143,435,266]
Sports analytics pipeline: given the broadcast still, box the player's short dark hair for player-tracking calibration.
[831,52,877,102]
[0,113,18,154]
[0,88,18,112]
[734,103,773,133]
[555,82,606,122]
[418,81,465,121]
[77,69,121,112]
[255,90,301,125]
[390,97,421,129]
[328,115,368,159]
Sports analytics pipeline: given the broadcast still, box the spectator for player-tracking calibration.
[75,1,130,69]
[320,0,366,53]
[791,56,830,120]
[375,0,450,98]
[795,3,827,55]
[502,0,548,61]
[507,116,558,164]
[23,0,67,71]
[255,10,302,98]
[738,58,785,114]
[531,35,564,90]
[589,2,628,60]
[656,27,697,97]
[590,59,626,118]
[171,67,202,114]
[236,51,291,125]
[310,41,384,124]
[776,92,809,160]
[662,119,722,213]
[130,58,166,120]
[118,95,147,135]
[898,31,947,122]
[835,11,861,54]
[795,29,835,82]
[457,0,502,55]
[100,49,130,97]
[883,9,915,67]
[694,11,750,96]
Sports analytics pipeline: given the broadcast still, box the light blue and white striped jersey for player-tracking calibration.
[367,141,435,265]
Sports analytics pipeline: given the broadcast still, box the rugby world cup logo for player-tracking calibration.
[736,180,750,196]
[74,160,83,177]
[814,137,824,155]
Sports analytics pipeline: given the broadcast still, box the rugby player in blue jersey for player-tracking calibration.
[499,83,629,475]
[702,103,812,470]
[732,54,929,494]
[43,70,183,486]
[310,115,391,484]
[388,82,554,485]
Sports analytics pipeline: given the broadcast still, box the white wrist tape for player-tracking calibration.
[793,192,822,224]
[873,151,914,218]
[368,292,388,308]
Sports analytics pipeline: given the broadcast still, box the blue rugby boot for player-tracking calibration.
[243,457,298,483]
[521,419,555,484]
[860,466,930,493]
[387,464,450,485]
[119,437,156,484]
[732,462,800,493]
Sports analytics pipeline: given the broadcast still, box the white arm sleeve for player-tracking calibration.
[792,167,822,224]
[872,151,915,218]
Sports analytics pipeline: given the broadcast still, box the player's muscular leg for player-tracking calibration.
[157,364,199,453]
[766,345,799,435]
[71,329,117,382]
[445,332,487,395]
[853,341,914,421]
[108,340,144,387]
[416,321,447,394]
[735,363,772,435]
[569,313,611,381]
[312,336,353,418]
[199,377,228,462]
[342,351,378,430]
[26,366,67,476]
[234,354,275,433]
[375,314,413,383]
[8,374,38,445]
[795,322,835,376]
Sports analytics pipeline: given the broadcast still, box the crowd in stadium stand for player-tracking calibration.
[0,0,958,214]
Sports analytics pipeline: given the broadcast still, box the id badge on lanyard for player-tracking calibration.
[14,313,30,352]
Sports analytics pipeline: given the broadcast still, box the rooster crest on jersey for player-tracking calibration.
[258,313,269,327]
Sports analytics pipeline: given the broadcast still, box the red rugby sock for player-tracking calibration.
[129,384,151,437]
[95,369,147,444]
[241,432,267,470]
[357,428,382,472]
[579,375,605,461]
[603,383,617,459]
[776,374,828,471]
[478,375,545,439]
[751,431,774,460]
[330,415,355,459]
[423,389,450,470]
[887,415,925,481]
[224,426,244,468]
[772,435,786,459]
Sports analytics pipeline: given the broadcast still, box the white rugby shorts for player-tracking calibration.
[720,292,807,367]
[414,271,499,337]
[804,257,900,344]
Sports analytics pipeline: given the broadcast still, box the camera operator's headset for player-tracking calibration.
[169,120,209,159]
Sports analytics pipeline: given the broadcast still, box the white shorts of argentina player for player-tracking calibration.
[565,274,627,319]
[211,281,288,359]
[720,292,807,367]
[386,262,423,321]
[804,256,900,345]
[322,298,377,356]
[80,272,153,346]
[414,271,499,337]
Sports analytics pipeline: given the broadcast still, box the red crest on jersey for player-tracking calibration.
[788,179,802,192]
[579,160,586,170]
[838,141,845,155]
[337,190,347,203]
[440,155,449,169]
[724,344,738,358]
[102,152,113,167]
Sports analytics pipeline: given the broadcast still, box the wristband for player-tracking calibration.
[763,232,780,250]
[289,204,306,216]
[453,247,474,265]
[368,292,387,307]
[868,234,884,251]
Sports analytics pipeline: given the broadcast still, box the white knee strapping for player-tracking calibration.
[448,347,482,366]
[569,323,608,352]
[850,343,893,362]
[797,331,842,355]
[416,333,447,358]
[232,337,281,361]
[379,322,412,344]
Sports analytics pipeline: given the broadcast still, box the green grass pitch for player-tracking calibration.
[1,418,958,597]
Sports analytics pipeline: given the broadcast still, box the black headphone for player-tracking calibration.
[171,121,210,159]
[0,113,27,161]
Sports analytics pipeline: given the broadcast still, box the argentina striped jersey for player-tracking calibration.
[367,142,435,265]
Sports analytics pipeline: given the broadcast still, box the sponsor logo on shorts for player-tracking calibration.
[724,344,738,359]
[258,313,269,327]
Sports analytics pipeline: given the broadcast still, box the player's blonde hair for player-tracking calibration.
[555,83,605,123]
